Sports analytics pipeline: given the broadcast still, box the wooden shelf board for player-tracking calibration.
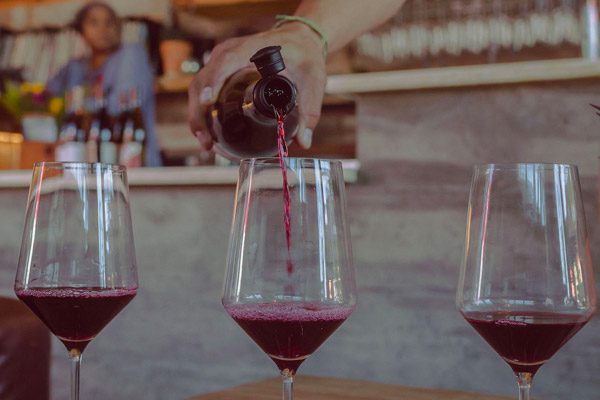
[0,0,70,10]
[172,0,276,8]
[326,58,600,94]
[158,58,600,96]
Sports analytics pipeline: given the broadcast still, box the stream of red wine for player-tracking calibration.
[276,110,293,275]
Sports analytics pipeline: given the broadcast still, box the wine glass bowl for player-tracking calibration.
[222,158,356,398]
[457,163,596,399]
[14,162,138,400]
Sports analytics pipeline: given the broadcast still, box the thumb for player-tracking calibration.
[296,73,326,150]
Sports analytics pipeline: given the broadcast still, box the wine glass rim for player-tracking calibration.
[240,157,343,166]
[474,162,578,170]
[34,161,126,172]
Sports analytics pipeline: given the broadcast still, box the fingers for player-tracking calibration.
[188,70,213,150]
[188,38,257,150]
[202,40,254,101]
[188,29,328,153]
[295,65,326,150]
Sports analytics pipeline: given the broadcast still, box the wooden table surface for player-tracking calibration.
[189,376,512,400]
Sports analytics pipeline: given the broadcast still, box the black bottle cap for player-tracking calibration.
[250,46,286,78]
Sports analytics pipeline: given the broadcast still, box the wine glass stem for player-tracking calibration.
[282,371,293,400]
[70,350,81,400]
[517,372,532,400]
[518,384,530,400]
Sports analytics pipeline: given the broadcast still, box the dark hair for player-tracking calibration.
[72,1,121,33]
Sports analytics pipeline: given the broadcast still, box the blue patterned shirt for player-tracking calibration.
[47,43,161,166]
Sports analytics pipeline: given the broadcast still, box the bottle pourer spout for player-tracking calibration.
[250,46,286,78]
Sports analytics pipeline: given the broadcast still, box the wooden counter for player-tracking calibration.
[0,159,360,188]
[189,376,512,400]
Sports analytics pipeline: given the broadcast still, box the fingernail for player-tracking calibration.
[195,130,207,146]
[298,128,313,149]
[200,87,213,104]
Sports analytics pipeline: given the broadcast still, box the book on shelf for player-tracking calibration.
[0,20,150,84]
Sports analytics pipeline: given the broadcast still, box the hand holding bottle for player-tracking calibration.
[188,0,406,156]
[188,22,326,153]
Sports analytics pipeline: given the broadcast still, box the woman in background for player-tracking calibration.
[48,1,161,166]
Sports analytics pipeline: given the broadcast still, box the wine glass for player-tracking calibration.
[457,163,596,400]
[14,162,138,400]
[222,158,357,400]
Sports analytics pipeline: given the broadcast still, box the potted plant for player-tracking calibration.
[0,80,64,142]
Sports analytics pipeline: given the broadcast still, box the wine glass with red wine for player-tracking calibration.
[223,158,356,400]
[457,163,596,400]
[14,162,138,400]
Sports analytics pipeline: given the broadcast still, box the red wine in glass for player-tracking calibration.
[16,287,136,353]
[457,164,597,400]
[463,312,589,375]
[14,162,139,400]
[223,158,356,400]
[226,303,353,373]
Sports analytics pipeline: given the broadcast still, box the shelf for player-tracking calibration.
[156,74,194,93]
[172,0,275,7]
[326,58,600,94]
[0,1,168,28]
[159,58,600,96]
[0,0,70,10]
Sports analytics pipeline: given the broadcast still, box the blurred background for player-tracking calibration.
[0,0,598,168]
[1,1,600,400]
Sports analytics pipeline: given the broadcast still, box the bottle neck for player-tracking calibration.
[129,87,141,110]
[253,75,296,118]
[70,87,85,116]
[94,98,107,116]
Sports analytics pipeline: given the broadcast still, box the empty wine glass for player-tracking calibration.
[14,162,138,400]
[222,158,357,400]
[457,163,596,400]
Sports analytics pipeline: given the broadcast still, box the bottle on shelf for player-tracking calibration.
[85,84,99,163]
[204,46,299,160]
[110,92,128,162]
[119,87,146,168]
[89,85,118,164]
[55,86,87,162]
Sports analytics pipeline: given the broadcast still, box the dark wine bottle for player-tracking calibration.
[55,86,87,162]
[119,87,145,167]
[205,46,299,160]
[90,86,117,164]
[110,93,127,161]
[57,90,76,142]
[85,85,99,163]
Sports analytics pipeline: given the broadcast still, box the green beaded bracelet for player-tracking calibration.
[274,14,328,58]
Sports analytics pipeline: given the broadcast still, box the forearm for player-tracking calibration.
[293,0,405,53]
[188,0,405,150]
